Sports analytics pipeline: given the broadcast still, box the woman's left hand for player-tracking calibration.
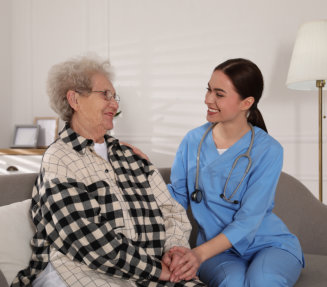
[169,246,202,282]
[120,141,149,161]
[162,249,184,269]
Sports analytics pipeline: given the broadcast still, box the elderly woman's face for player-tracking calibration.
[77,73,118,132]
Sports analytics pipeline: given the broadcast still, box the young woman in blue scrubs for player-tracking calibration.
[166,58,304,287]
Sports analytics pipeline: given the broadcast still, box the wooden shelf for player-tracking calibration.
[0,148,46,155]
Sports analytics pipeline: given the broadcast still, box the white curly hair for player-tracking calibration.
[47,55,113,122]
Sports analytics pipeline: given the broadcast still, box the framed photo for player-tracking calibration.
[33,117,59,148]
[11,125,40,148]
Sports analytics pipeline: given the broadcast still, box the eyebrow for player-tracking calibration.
[208,83,227,93]
[93,89,116,94]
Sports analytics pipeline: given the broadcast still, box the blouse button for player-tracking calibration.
[105,169,109,173]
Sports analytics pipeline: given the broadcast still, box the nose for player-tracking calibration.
[205,91,216,105]
[108,98,119,110]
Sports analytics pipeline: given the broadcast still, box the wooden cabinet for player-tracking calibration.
[0,149,46,174]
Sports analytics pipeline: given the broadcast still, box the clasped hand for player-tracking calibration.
[160,246,202,282]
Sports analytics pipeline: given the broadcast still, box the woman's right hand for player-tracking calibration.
[120,141,150,161]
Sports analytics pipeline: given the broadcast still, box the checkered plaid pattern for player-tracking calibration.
[11,123,205,287]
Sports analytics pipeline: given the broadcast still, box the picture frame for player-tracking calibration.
[33,117,59,148]
[11,125,40,148]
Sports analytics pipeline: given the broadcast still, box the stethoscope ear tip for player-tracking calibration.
[220,193,239,204]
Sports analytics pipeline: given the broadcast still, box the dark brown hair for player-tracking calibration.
[214,58,267,132]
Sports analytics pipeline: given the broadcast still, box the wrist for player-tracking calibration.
[193,246,206,263]
[159,261,170,281]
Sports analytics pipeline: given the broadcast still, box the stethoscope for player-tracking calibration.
[191,123,255,204]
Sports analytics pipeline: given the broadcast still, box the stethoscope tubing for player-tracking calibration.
[195,122,218,190]
[193,122,255,204]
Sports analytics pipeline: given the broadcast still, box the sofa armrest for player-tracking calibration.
[0,173,37,207]
[274,172,327,255]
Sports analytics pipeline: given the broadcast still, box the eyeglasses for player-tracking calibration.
[75,90,120,103]
[91,90,120,103]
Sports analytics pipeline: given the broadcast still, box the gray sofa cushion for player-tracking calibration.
[0,173,37,206]
[0,269,8,287]
[1,170,327,286]
[274,172,327,255]
[295,254,327,287]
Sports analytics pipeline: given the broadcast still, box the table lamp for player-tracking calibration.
[286,19,327,202]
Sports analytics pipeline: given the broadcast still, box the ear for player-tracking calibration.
[240,97,255,111]
[66,90,80,111]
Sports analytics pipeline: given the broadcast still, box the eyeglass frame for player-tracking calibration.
[75,89,120,103]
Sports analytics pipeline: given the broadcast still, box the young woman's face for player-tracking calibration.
[205,70,248,124]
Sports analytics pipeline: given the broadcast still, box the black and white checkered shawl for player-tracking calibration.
[11,123,205,287]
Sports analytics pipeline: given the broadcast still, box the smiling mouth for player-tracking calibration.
[208,107,221,113]
[105,112,114,117]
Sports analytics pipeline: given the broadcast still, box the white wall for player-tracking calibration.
[3,0,327,202]
[0,0,12,147]
[109,0,327,202]
[9,0,110,136]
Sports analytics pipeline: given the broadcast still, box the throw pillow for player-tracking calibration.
[0,199,34,285]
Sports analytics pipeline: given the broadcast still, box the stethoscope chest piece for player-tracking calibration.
[191,189,203,203]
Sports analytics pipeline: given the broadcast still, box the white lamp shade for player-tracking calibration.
[286,20,327,91]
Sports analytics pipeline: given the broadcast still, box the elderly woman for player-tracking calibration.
[11,56,205,287]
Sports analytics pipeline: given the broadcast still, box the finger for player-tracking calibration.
[174,260,194,277]
[181,273,196,281]
[162,254,171,266]
[168,250,184,267]
[183,266,197,279]
[137,151,149,160]
[169,273,178,283]
[184,273,197,281]
[170,246,188,253]
[119,142,149,160]
[170,270,182,283]
[169,255,183,271]
[173,253,190,268]
[120,141,133,148]
[180,268,197,281]
[169,262,178,272]
[170,250,185,257]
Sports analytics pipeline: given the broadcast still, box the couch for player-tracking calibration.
[0,169,327,287]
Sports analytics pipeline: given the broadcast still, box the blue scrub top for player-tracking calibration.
[168,122,304,266]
